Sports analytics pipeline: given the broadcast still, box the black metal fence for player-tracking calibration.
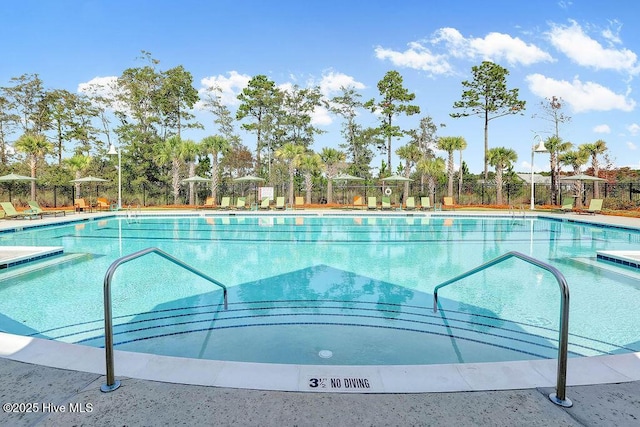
[4,179,640,209]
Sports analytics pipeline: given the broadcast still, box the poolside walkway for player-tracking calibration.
[1,357,639,426]
[1,209,640,426]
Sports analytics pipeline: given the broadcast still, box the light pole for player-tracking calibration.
[530,139,548,210]
[107,144,122,210]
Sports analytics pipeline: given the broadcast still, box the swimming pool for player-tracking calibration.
[1,213,639,367]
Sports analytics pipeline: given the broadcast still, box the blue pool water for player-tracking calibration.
[0,214,639,365]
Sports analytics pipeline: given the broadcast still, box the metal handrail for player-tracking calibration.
[432,251,572,408]
[100,247,228,392]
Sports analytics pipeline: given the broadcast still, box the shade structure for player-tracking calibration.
[332,173,365,181]
[381,174,413,182]
[181,175,210,183]
[0,173,37,182]
[233,175,266,203]
[182,176,210,205]
[0,173,37,201]
[70,176,109,183]
[232,175,266,183]
[559,174,605,209]
[70,176,109,207]
[559,174,606,182]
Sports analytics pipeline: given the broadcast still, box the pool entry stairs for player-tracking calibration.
[96,247,573,407]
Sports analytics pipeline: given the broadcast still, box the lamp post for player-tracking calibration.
[107,144,122,210]
[530,139,548,210]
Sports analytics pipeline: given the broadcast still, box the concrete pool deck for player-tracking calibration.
[1,209,640,425]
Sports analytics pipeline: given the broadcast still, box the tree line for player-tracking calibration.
[0,52,611,207]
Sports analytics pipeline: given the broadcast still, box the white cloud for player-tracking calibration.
[547,20,639,74]
[199,71,251,106]
[593,124,611,134]
[526,73,636,113]
[626,141,637,150]
[374,42,453,75]
[429,27,553,66]
[628,123,640,136]
[311,105,332,126]
[468,32,553,66]
[77,76,123,111]
[317,71,365,97]
[558,1,573,10]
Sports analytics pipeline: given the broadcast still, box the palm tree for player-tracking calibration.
[559,149,589,208]
[437,136,467,197]
[396,143,421,202]
[14,133,53,199]
[298,152,323,204]
[319,147,346,204]
[487,146,517,205]
[275,143,305,205]
[545,135,573,205]
[64,154,91,198]
[154,135,183,205]
[416,157,445,202]
[178,139,200,205]
[457,138,468,196]
[200,135,231,204]
[579,139,607,198]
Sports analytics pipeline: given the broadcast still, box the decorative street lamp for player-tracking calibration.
[530,139,548,210]
[107,144,122,210]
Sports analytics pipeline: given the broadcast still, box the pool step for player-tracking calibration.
[58,301,620,363]
[0,252,93,282]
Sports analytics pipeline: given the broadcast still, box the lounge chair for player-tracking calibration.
[367,196,377,210]
[294,196,304,210]
[0,202,42,220]
[420,196,432,211]
[217,196,231,210]
[28,201,66,217]
[559,202,573,213]
[443,197,456,210]
[196,197,216,209]
[259,197,271,210]
[352,195,364,210]
[578,198,603,215]
[381,196,392,210]
[275,196,286,210]
[405,197,416,210]
[96,197,118,211]
[235,197,247,210]
[74,198,93,212]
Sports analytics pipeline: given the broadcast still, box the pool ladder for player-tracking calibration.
[508,204,526,218]
[432,251,572,408]
[125,204,142,222]
[100,247,228,393]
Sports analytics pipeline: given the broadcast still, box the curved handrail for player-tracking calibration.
[101,247,228,392]
[432,251,572,408]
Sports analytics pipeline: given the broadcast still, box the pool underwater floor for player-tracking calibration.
[1,211,640,425]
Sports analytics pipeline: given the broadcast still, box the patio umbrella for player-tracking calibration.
[70,176,109,207]
[233,175,266,202]
[559,174,606,208]
[332,173,365,182]
[181,176,210,205]
[181,175,210,183]
[381,174,413,182]
[0,173,37,201]
[559,174,606,182]
[381,175,413,203]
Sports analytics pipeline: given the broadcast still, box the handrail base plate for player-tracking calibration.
[549,393,573,408]
[100,380,121,393]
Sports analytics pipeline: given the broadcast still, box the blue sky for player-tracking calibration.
[2,0,640,174]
